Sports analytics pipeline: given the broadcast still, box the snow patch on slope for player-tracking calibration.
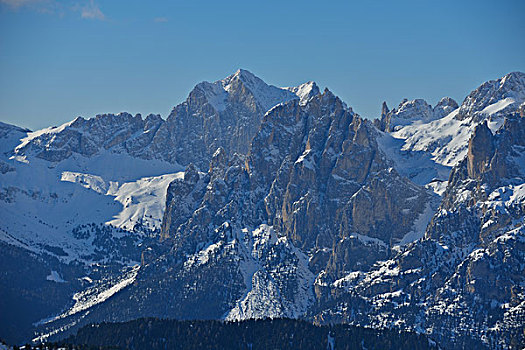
[34,265,140,342]
[396,202,435,246]
[481,97,515,116]
[377,131,451,188]
[46,270,66,283]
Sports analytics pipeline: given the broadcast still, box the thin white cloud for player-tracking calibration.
[154,16,168,23]
[1,0,105,20]
[0,0,41,8]
[0,0,56,13]
[80,0,104,20]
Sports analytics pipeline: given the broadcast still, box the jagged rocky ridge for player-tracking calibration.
[376,97,459,132]
[14,69,318,170]
[1,70,524,349]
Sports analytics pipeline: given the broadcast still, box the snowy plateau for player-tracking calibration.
[1,69,524,349]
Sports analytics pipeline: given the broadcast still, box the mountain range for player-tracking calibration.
[0,69,524,349]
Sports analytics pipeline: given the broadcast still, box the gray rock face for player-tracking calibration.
[467,121,496,179]
[163,89,429,274]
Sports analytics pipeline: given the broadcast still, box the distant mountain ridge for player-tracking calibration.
[1,70,524,349]
[13,69,319,170]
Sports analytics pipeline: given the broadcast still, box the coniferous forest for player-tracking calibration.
[46,318,438,350]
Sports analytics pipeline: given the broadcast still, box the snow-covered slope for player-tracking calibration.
[1,125,183,263]
[388,72,525,168]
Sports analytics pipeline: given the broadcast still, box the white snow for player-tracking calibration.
[391,109,474,167]
[0,144,183,262]
[46,265,140,323]
[295,149,315,169]
[15,119,76,153]
[350,234,388,248]
[509,183,525,204]
[106,173,183,231]
[285,81,319,106]
[425,180,448,197]
[481,183,525,213]
[46,270,66,283]
[481,97,515,117]
[396,202,435,246]
[377,131,451,188]
[61,171,109,194]
[333,271,362,288]
[199,81,228,111]
[200,69,319,114]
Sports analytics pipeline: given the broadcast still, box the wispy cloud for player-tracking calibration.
[154,16,168,23]
[0,0,57,13]
[1,0,106,20]
[1,0,42,9]
[80,0,104,20]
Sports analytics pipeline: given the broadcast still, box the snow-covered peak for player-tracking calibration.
[457,71,525,121]
[382,98,434,131]
[195,69,318,112]
[396,98,434,120]
[382,73,525,170]
[229,68,259,84]
[222,69,298,111]
[433,97,459,119]
[285,81,320,105]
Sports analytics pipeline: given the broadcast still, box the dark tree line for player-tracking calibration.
[46,318,438,350]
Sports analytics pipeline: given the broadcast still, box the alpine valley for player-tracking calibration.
[1,69,524,349]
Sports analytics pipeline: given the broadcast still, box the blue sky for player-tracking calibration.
[1,0,524,130]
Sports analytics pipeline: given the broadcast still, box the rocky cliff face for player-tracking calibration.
[466,121,496,179]
[161,89,430,276]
